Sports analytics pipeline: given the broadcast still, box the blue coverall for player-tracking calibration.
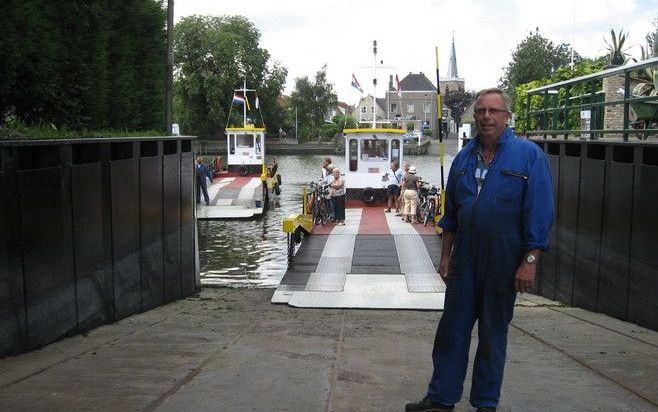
[429,127,554,408]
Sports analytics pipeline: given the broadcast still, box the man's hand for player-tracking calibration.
[515,262,536,293]
[438,255,450,281]
[438,231,455,282]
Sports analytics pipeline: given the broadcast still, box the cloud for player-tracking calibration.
[174,0,658,102]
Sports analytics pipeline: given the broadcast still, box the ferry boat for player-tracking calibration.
[343,127,405,205]
[197,82,278,219]
[273,42,444,309]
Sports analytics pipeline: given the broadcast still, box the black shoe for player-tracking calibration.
[405,396,454,412]
[476,408,496,412]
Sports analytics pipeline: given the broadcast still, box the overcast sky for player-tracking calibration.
[174,0,657,104]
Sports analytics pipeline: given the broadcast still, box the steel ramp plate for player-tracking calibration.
[287,274,445,309]
[395,235,436,273]
[271,284,306,303]
[385,212,436,274]
[405,273,446,293]
[305,272,347,292]
[237,178,263,200]
[314,215,357,272]
[330,208,362,234]
[385,211,418,235]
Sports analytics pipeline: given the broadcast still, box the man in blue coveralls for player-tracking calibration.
[406,88,554,412]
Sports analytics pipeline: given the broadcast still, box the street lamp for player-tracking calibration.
[295,106,298,144]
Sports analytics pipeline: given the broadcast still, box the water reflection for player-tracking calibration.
[198,141,459,288]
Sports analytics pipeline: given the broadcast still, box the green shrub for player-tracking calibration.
[514,61,603,134]
[319,123,340,138]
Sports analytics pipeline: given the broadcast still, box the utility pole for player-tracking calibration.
[435,46,444,191]
[165,0,174,135]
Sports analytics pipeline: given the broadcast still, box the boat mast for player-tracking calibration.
[372,40,377,129]
[243,78,247,127]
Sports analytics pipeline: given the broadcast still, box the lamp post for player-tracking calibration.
[165,0,174,135]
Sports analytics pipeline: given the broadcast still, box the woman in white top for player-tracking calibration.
[329,168,346,225]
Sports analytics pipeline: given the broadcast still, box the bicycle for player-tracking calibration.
[417,181,439,226]
[308,181,332,226]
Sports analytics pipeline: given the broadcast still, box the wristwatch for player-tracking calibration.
[525,254,537,264]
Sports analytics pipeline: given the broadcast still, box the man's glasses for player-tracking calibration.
[474,108,508,116]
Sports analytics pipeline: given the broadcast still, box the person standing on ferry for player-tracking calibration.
[401,166,421,223]
[329,168,346,225]
[384,160,403,213]
[398,162,411,218]
[195,157,214,206]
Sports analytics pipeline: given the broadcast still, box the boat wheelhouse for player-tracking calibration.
[342,128,405,203]
[225,124,266,176]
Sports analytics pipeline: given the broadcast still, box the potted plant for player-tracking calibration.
[604,29,631,67]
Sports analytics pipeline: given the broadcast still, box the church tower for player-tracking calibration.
[440,33,464,94]
[447,34,459,79]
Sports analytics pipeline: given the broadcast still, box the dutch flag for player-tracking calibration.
[233,93,245,105]
[351,74,363,93]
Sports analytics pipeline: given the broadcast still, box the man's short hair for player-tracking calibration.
[324,156,332,164]
[476,87,512,112]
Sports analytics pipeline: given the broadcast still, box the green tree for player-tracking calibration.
[0,0,166,131]
[173,15,287,139]
[289,65,337,142]
[443,90,477,126]
[499,29,578,99]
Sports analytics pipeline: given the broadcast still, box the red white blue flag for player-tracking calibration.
[233,93,245,105]
[351,74,363,93]
[395,74,402,97]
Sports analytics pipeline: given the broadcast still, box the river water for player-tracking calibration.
[198,139,460,288]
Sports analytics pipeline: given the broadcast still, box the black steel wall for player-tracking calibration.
[0,137,197,357]
[533,139,658,331]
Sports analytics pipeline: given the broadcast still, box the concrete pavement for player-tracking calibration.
[0,288,656,411]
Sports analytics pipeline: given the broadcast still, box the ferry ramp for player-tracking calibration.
[196,176,265,219]
[272,207,445,309]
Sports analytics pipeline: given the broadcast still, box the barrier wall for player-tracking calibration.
[533,139,658,331]
[0,137,198,357]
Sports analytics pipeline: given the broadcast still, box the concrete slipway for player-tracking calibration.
[0,288,656,412]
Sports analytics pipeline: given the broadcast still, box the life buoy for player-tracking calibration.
[361,187,377,203]
[238,165,249,176]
